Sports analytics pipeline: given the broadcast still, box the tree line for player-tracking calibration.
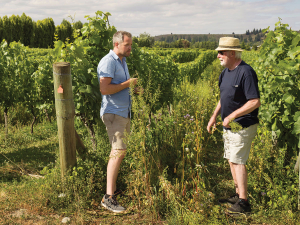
[0,13,263,50]
[245,28,262,35]
[134,32,218,49]
[0,13,83,48]
[156,34,218,43]
[152,29,265,49]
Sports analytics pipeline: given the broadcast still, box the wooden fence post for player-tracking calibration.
[53,62,76,177]
[298,152,300,211]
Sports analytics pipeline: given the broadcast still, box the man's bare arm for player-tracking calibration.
[207,100,221,133]
[223,98,261,128]
[100,77,138,95]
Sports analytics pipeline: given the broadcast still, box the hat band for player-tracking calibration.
[218,45,241,49]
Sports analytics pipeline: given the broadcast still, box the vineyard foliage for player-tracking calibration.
[0,41,40,129]
[2,12,300,162]
[177,50,217,83]
[144,48,204,63]
[127,48,216,106]
[252,20,300,164]
[0,10,216,144]
[169,49,203,63]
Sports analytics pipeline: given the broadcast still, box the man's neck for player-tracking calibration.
[228,59,242,71]
[114,49,125,62]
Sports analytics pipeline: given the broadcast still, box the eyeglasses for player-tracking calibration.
[218,51,226,55]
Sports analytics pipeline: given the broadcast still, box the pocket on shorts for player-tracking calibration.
[102,113,115,126]
[231,126,256,146]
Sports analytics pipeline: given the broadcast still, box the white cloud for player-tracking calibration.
[0,0,299,36]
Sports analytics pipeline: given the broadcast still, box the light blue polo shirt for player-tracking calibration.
[97,50,131,118]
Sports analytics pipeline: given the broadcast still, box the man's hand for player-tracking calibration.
[223,117,231,128]
[223,115,235,128]
[129,78,138,86]
[207,117,217,133]
[100,77,139,95]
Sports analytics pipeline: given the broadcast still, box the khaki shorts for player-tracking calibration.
[223,124,258,165]
[101,113,130,150]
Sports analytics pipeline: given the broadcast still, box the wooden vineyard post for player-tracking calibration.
[53,62,77,177]
[294,152,300,210]
[298,152,300,211]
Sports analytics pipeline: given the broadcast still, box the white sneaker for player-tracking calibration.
[101,194,125,213]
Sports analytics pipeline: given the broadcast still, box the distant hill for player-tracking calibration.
[154,33,265,43]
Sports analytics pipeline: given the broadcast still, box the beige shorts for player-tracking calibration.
[223,124,258,164]
[101,113,130,150]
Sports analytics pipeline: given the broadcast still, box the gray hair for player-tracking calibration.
[235,51,242,59]
[113,31,132,46]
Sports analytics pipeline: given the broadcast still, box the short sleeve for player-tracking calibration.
[243,70,260,100]
[218,69,226,88]
[97,57,115,81]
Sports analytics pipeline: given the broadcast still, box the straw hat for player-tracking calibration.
[215,37,243,52]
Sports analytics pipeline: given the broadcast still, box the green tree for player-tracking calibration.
[34,20,44,47]
[73,20,83,37]
[0,17,3,42]
[33,18,55,48]
[173,39,190,48]
[255,33,260,42]
[20,13,34,46]
[248,35,253,42]
[2,16,12,44]
[132,36,139,44]
[45,18,56,48]
[245,44,250,50]
[240,40,246,49]
[30,21,36,47]
[55,19,73,43]
[10,14,22,42]
[138,32,154,47]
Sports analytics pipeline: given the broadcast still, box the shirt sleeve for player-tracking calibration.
[97,57,115,80]
[218,69,226,88]
[243,69,260,100]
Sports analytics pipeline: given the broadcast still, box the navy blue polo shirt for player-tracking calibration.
[219,60,260,128]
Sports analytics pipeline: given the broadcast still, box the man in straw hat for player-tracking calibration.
[207,37,261,215]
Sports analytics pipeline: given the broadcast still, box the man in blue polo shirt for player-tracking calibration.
[207,37,261,215]
[97,31,138,213]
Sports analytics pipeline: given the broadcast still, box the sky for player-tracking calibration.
[1,0,300,37]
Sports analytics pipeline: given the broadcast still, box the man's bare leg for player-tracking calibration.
[229,160,239,195]
[106,149,126,195]
[229,161,248,199]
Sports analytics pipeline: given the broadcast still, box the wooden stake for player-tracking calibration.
[298,152,300,211]
[53,62,76,177]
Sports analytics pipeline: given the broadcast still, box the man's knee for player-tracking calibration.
[110,149,127,159]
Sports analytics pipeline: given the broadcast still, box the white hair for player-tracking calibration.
[235,51,242,59]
